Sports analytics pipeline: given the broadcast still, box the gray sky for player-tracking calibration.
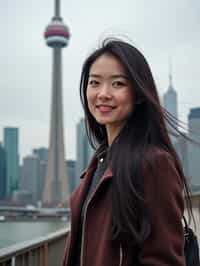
[0,0,199,161]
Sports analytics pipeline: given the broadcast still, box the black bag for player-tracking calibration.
[183,216,200,266]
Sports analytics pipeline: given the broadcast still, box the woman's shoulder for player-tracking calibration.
[143,145,183,187]
[143,146,175,167]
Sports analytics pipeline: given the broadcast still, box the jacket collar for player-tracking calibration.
[80,145,113,182]
[80,142,107,175]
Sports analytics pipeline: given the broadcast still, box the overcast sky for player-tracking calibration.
[0,0,199,161]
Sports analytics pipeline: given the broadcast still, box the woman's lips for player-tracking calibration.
[96,105,115,113]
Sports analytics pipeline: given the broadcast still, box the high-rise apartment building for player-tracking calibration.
[3,127,19,197]
[188,107,200,189]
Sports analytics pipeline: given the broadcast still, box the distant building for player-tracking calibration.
[19,152,47,205]
[76,118,94,187]
[33,147,48,162]
[20,154,40,203]
[32,147,48,201]
[12,190,32,205]
[38,160,47,200]
[188,107,200,188]
[163,67,178,121]
[0,143,7,200]
[3,127,19,197]
[18,164,23,191]
[66,160,76,193]
[174,134,189,179]
[163,67,178,143]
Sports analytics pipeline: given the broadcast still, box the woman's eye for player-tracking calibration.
[88,80,99,87]
[112,81,126,87]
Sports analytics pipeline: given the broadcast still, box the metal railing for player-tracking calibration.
[0,207,199,266]
[0,226,69,266]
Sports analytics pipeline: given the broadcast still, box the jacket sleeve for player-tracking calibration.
[138,151,186,266]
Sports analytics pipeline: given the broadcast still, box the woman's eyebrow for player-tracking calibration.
[89,74,128,79]
[89,74,101,78]
[110,74,129,79]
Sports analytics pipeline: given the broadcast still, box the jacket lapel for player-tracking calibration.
[70,157,113,230]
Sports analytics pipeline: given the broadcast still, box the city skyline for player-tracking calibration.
[0,0,200,160]
[0,105,199,202]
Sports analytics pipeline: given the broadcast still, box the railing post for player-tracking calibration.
[11,257,15,266]
[41,243,48,266]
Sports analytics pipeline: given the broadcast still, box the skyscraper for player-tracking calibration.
[66,160,76,193]
[0,142,6,200]
[174,134,189,178]
[76,118,94,187]
[3,127,19,198]
[43,0,70,206]
[163,63,178,122]
[188,107,200,189]
[163,63,178,143]
[33,147,48,162]
[32,147,48,202]
[20,154,40,203]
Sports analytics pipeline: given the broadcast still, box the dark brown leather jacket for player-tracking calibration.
[63,148,186,266]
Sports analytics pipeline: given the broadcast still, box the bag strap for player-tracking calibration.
[183,215,189,230]
[183,215,190,241]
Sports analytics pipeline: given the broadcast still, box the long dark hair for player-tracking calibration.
[79,38,193,245]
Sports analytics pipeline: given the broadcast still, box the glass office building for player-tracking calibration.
[3,127,19,197]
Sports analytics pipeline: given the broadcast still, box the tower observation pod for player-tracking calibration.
[43,0,71,206]
[44,19,70,48]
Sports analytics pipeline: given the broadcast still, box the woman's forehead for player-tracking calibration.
[89,53,127,77]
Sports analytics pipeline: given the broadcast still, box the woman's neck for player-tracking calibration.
[106,122,126,146]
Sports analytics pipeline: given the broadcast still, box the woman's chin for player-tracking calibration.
[95,118,111,125]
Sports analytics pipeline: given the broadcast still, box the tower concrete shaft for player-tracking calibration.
[43,0,70,206]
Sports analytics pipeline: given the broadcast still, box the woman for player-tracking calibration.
[63,39,192,266]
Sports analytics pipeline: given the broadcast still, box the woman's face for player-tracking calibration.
[86,53,134,137]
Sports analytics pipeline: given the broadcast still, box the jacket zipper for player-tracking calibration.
[119,243,123,266]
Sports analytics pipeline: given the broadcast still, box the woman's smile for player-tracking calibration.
[96,104,116,113]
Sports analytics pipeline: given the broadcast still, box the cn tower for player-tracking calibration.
[43,0,70,206]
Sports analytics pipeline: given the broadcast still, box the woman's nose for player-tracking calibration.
[97,84,111,99]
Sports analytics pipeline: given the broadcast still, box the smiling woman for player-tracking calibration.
[86,53,134,145]
[62,38,195,266]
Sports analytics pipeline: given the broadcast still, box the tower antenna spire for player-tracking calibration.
[55,0,60,17]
